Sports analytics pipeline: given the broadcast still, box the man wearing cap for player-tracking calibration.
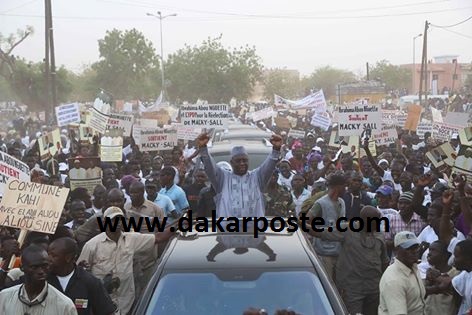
[77,206,174,315]
[385,191,427,252]
[375,184,399,219]
[379,231,426,315]
[196,132,282,218]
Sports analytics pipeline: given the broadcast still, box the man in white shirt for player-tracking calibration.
[0,245,77,315]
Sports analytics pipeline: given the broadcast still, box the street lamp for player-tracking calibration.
[412,33,422,95]
[147,11,177,102]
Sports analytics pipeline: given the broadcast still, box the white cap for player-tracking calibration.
[103,206,125,219]
[394,231,420,249]
[316,137,325,143]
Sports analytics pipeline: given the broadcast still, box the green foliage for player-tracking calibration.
[165,36,263,103]
[92,28,161,99]
[369,60,411,90]
[263,68,301,100]
[3,59,72,110]
[302,66,357,98]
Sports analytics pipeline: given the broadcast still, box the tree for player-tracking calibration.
[165,36,263,103]
[263,68,301,100]
[302,66,357,99]
[369,60,411,91]
[92,28,160,99]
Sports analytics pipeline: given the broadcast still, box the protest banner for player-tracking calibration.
[431,107,443,123]
[0,152,30,196]
[79,124,99,144]
[275,90,327,112]
[55,103,80,127]
[459,127,472,147]
[416,122,433,139]
[311,112,331,131]
[180,104,231,127]
[444,112,470,128]
[68,157,102,192]
[426,143,455,168]
[382,110,399,125]
[403,104,422,131]
[250,107,275,122]
[107,113,134,136]
[0,179,69,234]
[432,122,462,142]
[337,104,382,136]
[372,126,398,146]
[88,107,109,134]
[38,129,62,161]
[139,128,178,152]
[288,129,305,139]
[173,124,202,141]
[100,129,123,162]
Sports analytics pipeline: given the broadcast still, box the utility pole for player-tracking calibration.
[419,21,429,107]
[47,0,57,124]
[366,62,369,81]
[44,0,50,121]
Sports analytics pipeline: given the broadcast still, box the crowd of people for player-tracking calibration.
[0,98,470,315]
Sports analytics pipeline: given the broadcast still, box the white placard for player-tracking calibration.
[180,104,231,127]
[311,112,331,131]
[107,113,134,136]
[139,128,178,152]
[372,126,398,146]
[416,122,433,139]
[275,90,327,112]
[432,122,462,142]
[288,129,305,139]
[250,107,275,122]
[0,152,31,196]
[337,104,382,136]
[55,103,80,127]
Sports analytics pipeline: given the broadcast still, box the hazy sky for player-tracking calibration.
[1,0,471,76]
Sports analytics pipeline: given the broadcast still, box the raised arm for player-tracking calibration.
[256,134,283,188]
[362,138,384,177]
[439,190,454,244]
[197,133,225,192]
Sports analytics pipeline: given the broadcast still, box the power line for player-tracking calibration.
[98,0,450,16]
[433,26,472,39]
[430,15,472,28]
[0,0,39,14]
[2,6,472,21]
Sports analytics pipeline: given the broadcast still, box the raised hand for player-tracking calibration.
[196,133,210,148]
[270,134,283,151]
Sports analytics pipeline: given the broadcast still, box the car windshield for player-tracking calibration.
[145,271,334,315]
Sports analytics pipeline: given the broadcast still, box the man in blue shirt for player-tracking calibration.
[145,179,177,219]
[159,166,189,215]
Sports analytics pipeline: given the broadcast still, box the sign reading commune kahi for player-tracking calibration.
[180,104,231,127]
[0,179,69,234]
[337,104,382,136]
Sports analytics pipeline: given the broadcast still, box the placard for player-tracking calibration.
[426,143,455,168]
[432,123,462,142]
[250,107,275,122]
[404,104,422,131]
[416,122,433,139]
[311,112,331,131]
[68,157,102,192]
[107,113,134,136]
[431,107,443,123]
[337,104,382,136]
[459,127,472,147]
[180,104,230,127]
[444,112,470,128]
[139,128,178,152]
[274,117,291,129]
[141,110,170,126]
[0,179,69,234]
[288,129,305,139]
[37,129,62,161]
[55,103,80,127]
[135,118,158,129]
[100,129,123,162]
[0,152,30,196]
[372,126,398,146]
[173,124,202,141]
[88,107,109,134]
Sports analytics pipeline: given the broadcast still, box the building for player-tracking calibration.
[402,55,472,94]
[335,81,387,104]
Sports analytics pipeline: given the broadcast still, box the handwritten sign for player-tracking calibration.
[337,104,382,136]
[180,104,231,127]
[416,122,433,139]
[288,129,305,139]
[0,152,30,196]
[432,122,462,142]
[107,113,134,136]
[55,103,80,127]
[372,126,398,146]
[173,124,202,141]
[0,179,69,234]
[139,128,178,152]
